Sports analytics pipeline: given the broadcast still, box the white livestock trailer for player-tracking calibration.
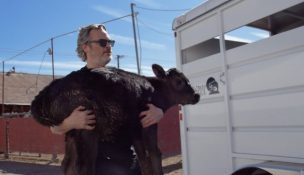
[173,0,304,174]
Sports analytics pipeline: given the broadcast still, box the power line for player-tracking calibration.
[25,49,58,94]
[26,50,49,94]
[53,14,133,39]
[1,14,133,63]
[118,54,175,63]
[136,6,190,12]
[52,14,132,39]
[137,17,172,35]
[2,39,50,62]
[0,48,77,57]
[0,49,46,56]
[37,50,49,78]
[102,14,132,24]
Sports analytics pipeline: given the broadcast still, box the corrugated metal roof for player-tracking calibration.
[0,73,58,105]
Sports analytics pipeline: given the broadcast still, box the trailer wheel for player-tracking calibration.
[231,167,272,175]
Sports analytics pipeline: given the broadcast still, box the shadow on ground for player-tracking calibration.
[0,153,183,175]
[0,160,182,175]
[0,160,63,175]
[163,161,182,174]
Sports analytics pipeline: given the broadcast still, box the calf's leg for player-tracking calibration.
[62,136,78,175]
[143,125,163,175]
[133,139,153,175]
[76,131,99,175]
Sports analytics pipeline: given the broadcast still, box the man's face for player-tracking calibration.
[84,28,113,68]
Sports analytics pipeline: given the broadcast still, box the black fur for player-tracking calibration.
[31,64,200,175]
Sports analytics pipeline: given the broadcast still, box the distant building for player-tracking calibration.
[0,72,57,118]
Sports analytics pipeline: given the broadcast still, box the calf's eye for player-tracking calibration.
[175,79,185,89]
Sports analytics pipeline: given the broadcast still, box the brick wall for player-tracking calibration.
[0,106,181,156]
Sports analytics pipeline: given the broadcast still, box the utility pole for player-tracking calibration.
[116,55,125,68]
[130,3,141,74]
[2,61,9,159]
[50,38,55,80]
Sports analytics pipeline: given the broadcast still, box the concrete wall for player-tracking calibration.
[0,117,64,154]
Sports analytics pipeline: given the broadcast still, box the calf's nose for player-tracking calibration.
[192,94,200,104]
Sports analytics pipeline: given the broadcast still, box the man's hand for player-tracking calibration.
[50,106,96,135]
[64,106,96,130]
[139,104,164,128]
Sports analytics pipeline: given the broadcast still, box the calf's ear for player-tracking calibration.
[152,64,166,78]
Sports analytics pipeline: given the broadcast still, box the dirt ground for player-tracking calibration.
[0,152,183,175]
[162,155,183,175]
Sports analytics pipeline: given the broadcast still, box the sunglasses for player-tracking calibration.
[88,39,115,47]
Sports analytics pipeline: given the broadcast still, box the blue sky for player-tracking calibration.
[0,0,204,76]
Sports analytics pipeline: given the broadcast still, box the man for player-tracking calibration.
[50,24,164,174]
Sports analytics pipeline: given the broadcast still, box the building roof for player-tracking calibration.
[0,72,58,105]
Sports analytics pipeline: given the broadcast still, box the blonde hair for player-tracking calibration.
[76,24,107,61]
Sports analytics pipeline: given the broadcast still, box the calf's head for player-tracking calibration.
[152,64,200,105]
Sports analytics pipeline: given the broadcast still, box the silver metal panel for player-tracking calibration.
[187,131,230,175]
[185,101,226,128]
[231,91,304,127]
[180,13,219,50]
[233,131,304,158]
[222,0,303,32]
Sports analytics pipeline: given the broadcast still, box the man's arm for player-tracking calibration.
[139,104,164,128]
[50,106,96,135]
